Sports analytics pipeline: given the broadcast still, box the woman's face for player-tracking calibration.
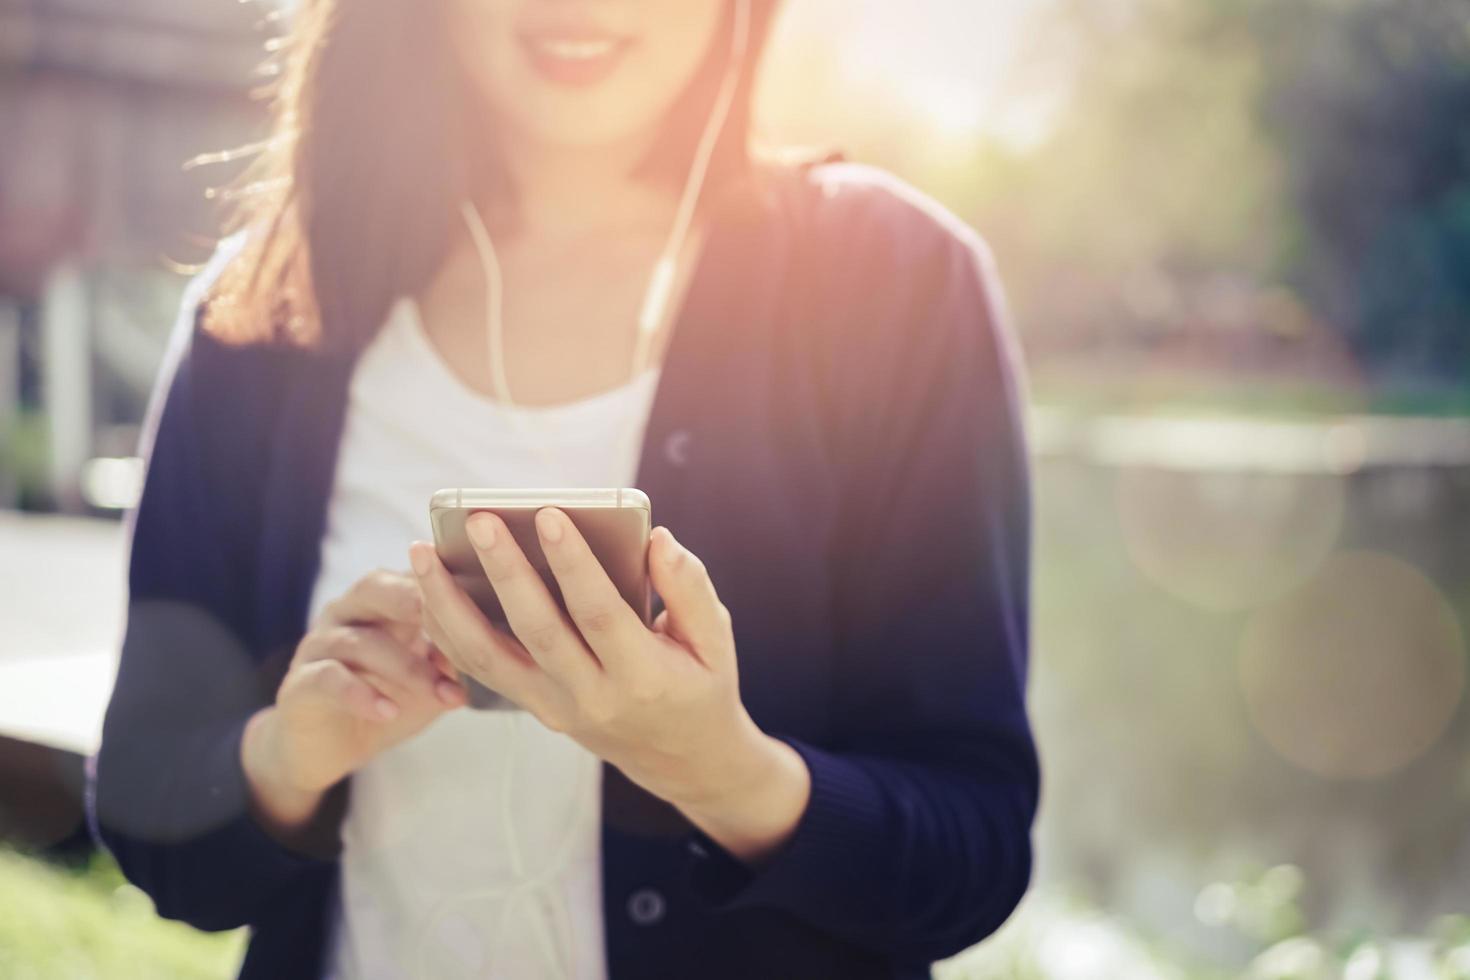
[448,0,728,153]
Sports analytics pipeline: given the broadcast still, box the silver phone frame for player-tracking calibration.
[428,487,653,710]
[430,487,651,513]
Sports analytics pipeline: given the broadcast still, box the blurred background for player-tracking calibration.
[2,0,1468,976]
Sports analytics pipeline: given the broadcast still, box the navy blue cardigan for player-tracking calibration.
[89,157,1039,979]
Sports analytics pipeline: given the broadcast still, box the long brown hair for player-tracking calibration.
[197,0,782,355]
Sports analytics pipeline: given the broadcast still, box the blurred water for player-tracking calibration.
[1029,443,1470,951]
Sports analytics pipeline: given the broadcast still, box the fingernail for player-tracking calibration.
[375,698,399,721]
[537,508,564,544]
[468,514,496,550]
[410,543,430,577]
[436,679,465,706]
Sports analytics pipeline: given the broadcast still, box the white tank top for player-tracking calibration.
[311,295,661,980]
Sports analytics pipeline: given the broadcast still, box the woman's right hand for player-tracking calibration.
[241,568,469,842]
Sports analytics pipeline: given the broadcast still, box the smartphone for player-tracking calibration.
[429,488,653,710]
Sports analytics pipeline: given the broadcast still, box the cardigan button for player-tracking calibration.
[663,429,692,467]
[626,887,667,926]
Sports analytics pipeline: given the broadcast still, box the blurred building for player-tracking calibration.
[0,0,269,512]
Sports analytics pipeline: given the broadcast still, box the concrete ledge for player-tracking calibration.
[1029,408,1470,473]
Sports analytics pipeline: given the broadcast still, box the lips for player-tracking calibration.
[518,28,635,88]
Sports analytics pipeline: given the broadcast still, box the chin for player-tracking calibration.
[506,94,671,153]
[514,108,649,149]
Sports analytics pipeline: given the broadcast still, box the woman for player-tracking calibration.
[90,0,1040,977]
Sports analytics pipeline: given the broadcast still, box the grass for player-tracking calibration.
[0,848,245,980]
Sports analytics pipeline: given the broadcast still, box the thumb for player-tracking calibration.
[647,526,732,665]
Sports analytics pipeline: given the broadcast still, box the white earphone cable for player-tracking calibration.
[456,0,751,482]
[412,714,600,978]
[408,3,754,977]
[629,0,752,378]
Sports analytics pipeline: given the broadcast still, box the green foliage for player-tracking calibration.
[937,868,1470,980]
[1257,0,1470,377]
[0,849,245,980]
[862,0,1470,393]
[1014,0,1284,272]
[1357,186,1470,375]
[1,409,52,509]
[960,0,1289,349]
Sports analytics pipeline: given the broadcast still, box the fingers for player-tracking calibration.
[533,507,645,675]
[418,606,474,702]
[294,658,398,723]
[647,526,733,667]
[316,569,423,647]
[459,513,604,697]
[300,623,464,709]
[425,636,461,682]
[427,648,469,708]
[410,540,560,709]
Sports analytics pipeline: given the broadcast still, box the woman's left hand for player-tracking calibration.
[408,509,810,862]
